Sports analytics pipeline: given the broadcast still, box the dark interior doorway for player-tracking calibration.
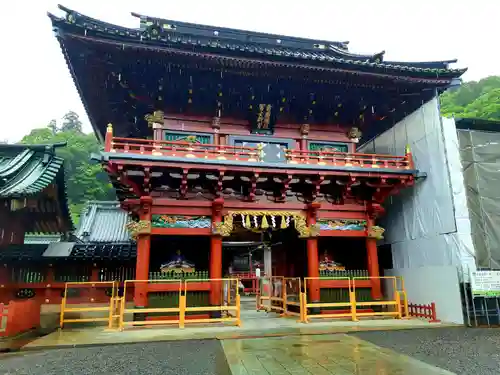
[150,235,210,273]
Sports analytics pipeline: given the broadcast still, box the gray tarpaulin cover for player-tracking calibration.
[359,98,476,274]
[457,128,500,269]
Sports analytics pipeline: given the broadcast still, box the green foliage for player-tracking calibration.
[440,76,500,121]
[20,112,115,224]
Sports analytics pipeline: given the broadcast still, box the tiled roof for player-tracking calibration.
[0,143,73,234]
[48,5,466,76]
[75,201,131,243]
[69,243,137,261]
[0,244,48,262]
[1,201,135,262]
[0,144,65,198]
[24,233,62,245]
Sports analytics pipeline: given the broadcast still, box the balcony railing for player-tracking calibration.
[104,126,414,170]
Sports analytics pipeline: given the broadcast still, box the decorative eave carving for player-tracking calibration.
[347,127,362,143]
[144,110,165,128]
[211,210,314,238]
[126,220,151,240]
[367,225,385,240]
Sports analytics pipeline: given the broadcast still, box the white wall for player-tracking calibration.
[386,266,464,324]
[360,98,476,273]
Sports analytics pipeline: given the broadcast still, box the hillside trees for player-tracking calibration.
[440,76,500,120]
[21,112,115,223]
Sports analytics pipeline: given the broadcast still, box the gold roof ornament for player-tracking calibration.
[347,127,362,143]
[144,110,165,127]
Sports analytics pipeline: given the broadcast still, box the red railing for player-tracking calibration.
[285,149,413,169]
[110,137,261,162]
[0,299,41,337]
[104,125,415,170]
[408,301,440,323]
[231,272,263,294]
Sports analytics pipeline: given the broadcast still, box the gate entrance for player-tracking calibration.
[60,281,119,329]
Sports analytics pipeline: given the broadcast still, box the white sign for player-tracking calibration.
[471,271,500,297]
[255,268,261,278]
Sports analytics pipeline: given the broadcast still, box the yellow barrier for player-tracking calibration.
[396,276,409,318]
[303,277,356,322]
[283,277,303,320]
[257,276,285,314]
[183,278,241,327]
[60,281,118,329]
[352,276,402,319]
[120,279,182,330]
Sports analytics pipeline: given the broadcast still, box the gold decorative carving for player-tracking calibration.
[212,210,311,238]
[144,110,165,127]
[300,123,310,136]
[309,223,321,237]
[347,127,362,143]
[126,220,151,240]
[368,225,385,240]
[212,116,221,130]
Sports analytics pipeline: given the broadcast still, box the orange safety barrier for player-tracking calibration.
[283,277,303,320]
[182,278,241,327]
[60,281,118,329]
[120,280,182,329]
[303,277,356,322]
[396,277,409,318]
[352,276,402,319]
[257,276,285,314]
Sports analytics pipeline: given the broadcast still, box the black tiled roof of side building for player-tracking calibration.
[48,4,466,77]
[69,243,137,261]
[0,201,135,263]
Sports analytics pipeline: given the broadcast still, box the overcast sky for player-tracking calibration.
[1,0,498,142]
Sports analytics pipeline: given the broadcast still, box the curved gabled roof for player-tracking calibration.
[0,143,73,233]
[48,5,466,76]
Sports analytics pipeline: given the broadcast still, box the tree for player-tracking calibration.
[21,112,115,224]
[440,76,500,121]
[48,119,58,135]
[60,111,83,133]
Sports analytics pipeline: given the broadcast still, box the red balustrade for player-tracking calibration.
[285,149,413,169]
[109,137,261,162]
[104,127,414,171]
[408,301,440,323]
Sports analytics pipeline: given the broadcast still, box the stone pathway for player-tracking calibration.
[221,334,454,374]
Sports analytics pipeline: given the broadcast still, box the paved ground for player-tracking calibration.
[0,340,231,375]
[352,327,500,375]
[222,334,452,374]
[1,328,497,374]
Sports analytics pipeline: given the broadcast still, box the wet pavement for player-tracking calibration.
[0,340,231,375]
[353,328,500,375]
[222,334,453,374]
[23,303,447,350]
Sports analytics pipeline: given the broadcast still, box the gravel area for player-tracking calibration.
[352,327,500,375]
[0,340,231,375]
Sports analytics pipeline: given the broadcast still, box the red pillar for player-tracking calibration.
[366,218,382,300]
[134,196,152,307]
[210,199,224,307]
[306,203,320,304]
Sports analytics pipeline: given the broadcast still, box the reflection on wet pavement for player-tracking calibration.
[222,334,455,374]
